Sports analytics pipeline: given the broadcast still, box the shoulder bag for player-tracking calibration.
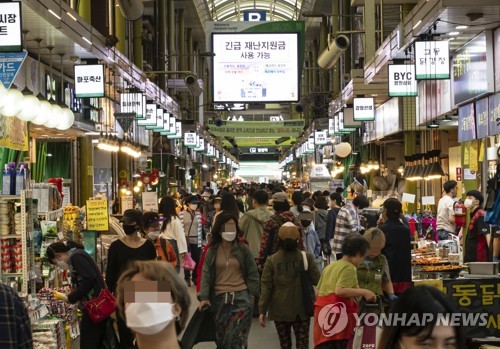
[300,251,316,317]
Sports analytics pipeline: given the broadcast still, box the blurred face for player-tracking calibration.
[146,221,161,233]
[367,245,382,259]
[399,325,456,349]
[352,252,367,266]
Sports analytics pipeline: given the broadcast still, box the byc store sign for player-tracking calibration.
[388,64,417,97]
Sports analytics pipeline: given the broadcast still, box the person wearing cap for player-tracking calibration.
[258,191,302,271]
[200,188,216,236]
[463,190,491,263]
[379,198,412,295]
[180,194,203,287]
[259,222,320,349]
[143,211,177,269]
[302,197,315,212]
[106,209,157,349]
[357,228,396,301]
[299,211,322,272]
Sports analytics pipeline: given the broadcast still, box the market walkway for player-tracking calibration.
[184,285,315,348]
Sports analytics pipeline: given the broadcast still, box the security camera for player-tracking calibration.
[294,98,309,113]
[184,74,202,97]
[317,34,350,70]
[212,116,224,127]
[116,0,144,21]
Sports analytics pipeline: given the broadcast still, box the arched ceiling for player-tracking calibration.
[206,0,303,22]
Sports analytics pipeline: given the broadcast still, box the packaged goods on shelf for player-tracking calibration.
[32,319,66,349]
[33,183,62,213]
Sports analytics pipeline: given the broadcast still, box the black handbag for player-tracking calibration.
[181,308,217,349]
[320,239,332,256]
[300,251,316,317]
[100,318,119,349]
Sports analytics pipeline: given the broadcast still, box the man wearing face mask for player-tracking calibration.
[143,212,177,269]
[200,188,216,237]
[106,209,157,349]
[463,190,491,263]
[437,180,458,240]
[181,195,204,287]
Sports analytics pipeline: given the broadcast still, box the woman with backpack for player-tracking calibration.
[198,212,260,349]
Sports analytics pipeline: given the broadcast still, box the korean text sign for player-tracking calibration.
[414,41,450,80]
[388,64,417,97]
[86,199,109,231]
[458,103,476,142]
[74,64,105,98]
[353,98,375,121]
[212,32,299,103]
[0,2,22,52]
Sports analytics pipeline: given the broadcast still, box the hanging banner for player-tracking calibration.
[142,192,159,212]
[458,103,476,143]
[86,199,109,231]
[0,50,27,88]
[414,40,450,80]
[488,93,500,136]
[475,98,488,139]
[0,2,22,52]
[388,64,417,97]
[353,97,375,121]
[207,119,304,137]
[0,115,28,151]
[74,64,105,98]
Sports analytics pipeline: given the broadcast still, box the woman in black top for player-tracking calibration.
[46,240,106,349]
[106,209,157,349]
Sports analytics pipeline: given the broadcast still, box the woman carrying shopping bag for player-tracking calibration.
[259,222,321,349]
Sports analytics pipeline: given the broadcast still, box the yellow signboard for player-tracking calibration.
[86,199,109,231]
[0,116,28,151]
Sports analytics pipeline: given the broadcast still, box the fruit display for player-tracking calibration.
[62,204,83,243]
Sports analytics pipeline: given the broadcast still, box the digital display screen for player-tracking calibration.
[212,32,299,103]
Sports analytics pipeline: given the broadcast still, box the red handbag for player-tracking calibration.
[83,288,117,324]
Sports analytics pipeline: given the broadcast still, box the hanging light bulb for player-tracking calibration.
[45,100,62,128]
[373,161,380,170]
[0,83,7,110]
[31,99,51,125]
[57,105,75,130]
[17,87,40,122]
[0,87,24,117]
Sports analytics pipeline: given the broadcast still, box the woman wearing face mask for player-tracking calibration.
[159,196,188,273]
[106,209,157,349]
[378,285,465,349]
[116,260,191,349]
[46,241,107,349]
[463,190,491,263]
[198,212,260,349]
[299,211,322,272]
[143,211,177,269]
[181,194,204,287]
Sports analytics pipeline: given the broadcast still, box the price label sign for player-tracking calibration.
[86,199,109,231]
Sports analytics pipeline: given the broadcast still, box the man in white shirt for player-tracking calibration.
[436,180,458,240]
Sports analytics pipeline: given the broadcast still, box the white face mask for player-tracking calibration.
[221,232,236,242]
[148,230,161,240]
[125,302,175,335]
[189,204,198,211]
[56,260,70,270]
[464,199,475,209]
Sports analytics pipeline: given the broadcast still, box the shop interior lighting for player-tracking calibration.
[448,32,460,36]
[66,12,78,21]
[408,154,424,181]
[455,25,468,30]
[412,20,422,30]
[427,120,439,129]
[424,150,445,180]
[82,36,92,45]
[97,134,119,152]
[421,152,432,179]
[398,164,404,175]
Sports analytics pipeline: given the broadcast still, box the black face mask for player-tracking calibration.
[301,220,312,228]
[123,225,138,235]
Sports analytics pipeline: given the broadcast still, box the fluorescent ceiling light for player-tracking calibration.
[108,56,115,63]
[455,25,468,30]
[48,9,61,20]
[412,20,422,30]
[449,32,460,36]
[66,12,77,21]
[82,36,92,45]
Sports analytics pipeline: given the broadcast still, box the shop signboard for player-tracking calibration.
[139,102,157,127]
[342,108,362,129]
[388,64,417,96]
[475,98,489,139]
[314,130,328,145]
[169,121,182,139]
[208,119,304,137]
[142,192,158,212]
[458,103,476,143]
[306,137,314,153]
[375,97,401,139]
[414,40,450,80]
[195,138,205,152]
[0,2,22,52]
[85,199,109,231]
[453,32,494,105]
[160,112,174,135]
[74,64,105,98]
[328,118,335,136]
[212,32,299,102]
[353,97,375,121]
[184,132,197,148]
[489,93,500,136]
[120,93,145,119]
[151,108,164,131]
